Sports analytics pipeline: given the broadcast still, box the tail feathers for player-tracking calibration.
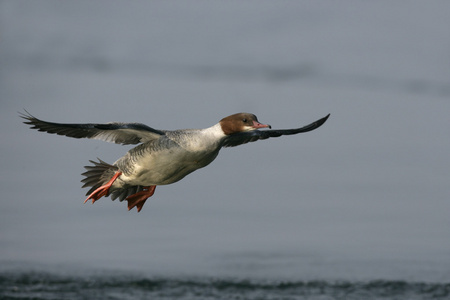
[81,158,144,202]
[81,159,119,196]
[110,185,144,201]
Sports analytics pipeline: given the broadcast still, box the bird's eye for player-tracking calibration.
[242,118,247,123]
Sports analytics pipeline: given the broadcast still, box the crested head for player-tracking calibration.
[219,112,271,135]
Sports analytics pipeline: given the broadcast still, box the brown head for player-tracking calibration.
[219,113,271,135]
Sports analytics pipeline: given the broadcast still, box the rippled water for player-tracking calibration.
[2,271,449,300]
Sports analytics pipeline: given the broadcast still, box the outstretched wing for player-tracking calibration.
[222,114,330,147]
[20,111,166,145]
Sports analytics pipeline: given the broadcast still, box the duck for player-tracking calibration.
[21,111,329,212]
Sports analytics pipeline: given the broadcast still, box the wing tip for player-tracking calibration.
[19,109,41,128]
[316,113,330,128]
[18,109,32,120]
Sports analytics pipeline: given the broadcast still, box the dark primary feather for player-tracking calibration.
[20,111,165,145]
[222,114,330,147]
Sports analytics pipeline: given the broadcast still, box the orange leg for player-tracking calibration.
[126,185,156,212]
[84,171,122,204]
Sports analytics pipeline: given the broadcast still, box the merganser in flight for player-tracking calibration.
[21,111,329,212]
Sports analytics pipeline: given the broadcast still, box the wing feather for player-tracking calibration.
[222,114,330,147]
[20,111,165,145]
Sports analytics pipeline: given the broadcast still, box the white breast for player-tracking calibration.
[115,123,226,186]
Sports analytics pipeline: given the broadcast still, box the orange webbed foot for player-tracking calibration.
[126,186,156,212]
[84,171,122,204]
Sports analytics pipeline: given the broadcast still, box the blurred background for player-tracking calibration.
[1,0,449,283]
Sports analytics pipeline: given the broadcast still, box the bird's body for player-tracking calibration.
[22,111,329,212]
[114,125,224,187]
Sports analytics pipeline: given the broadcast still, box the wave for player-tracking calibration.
[1,271,449,300]
[5,54,449,97]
